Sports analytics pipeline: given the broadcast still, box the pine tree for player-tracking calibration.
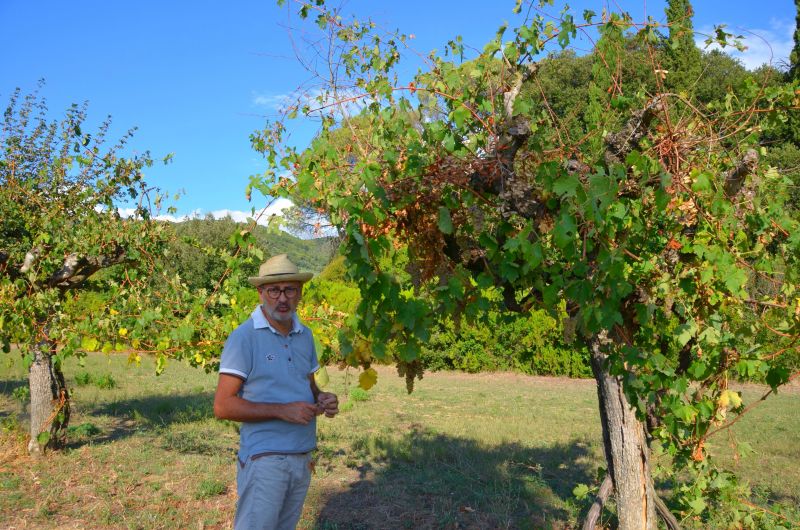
[664,0,702,92]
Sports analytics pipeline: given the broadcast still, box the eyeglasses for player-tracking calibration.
[261,286,300,300]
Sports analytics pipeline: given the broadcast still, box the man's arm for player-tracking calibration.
[308,374,339,418]
[214,373,319,424]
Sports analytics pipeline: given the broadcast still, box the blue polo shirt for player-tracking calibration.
[219,306,320,461]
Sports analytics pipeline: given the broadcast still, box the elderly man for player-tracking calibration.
[214,253,338,530]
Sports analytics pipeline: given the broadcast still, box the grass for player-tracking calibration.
[0,353,797,529]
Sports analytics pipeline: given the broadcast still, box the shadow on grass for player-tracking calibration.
[65,392,224,453]
[0,378,28,396]
[313,426,598,529]
[90,391,215,425]
[0,379,28,425]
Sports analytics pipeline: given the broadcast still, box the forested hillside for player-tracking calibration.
[166,216,338,290]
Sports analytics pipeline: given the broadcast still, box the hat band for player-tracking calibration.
[262,272,297,277]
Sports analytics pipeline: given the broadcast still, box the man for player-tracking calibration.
[214,253,338,530]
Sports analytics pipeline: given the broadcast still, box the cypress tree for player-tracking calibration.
[664,0,702,92]
[790,0,800,81]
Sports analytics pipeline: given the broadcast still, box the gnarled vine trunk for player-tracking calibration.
[590,337,657,530]
[27,335,69,455]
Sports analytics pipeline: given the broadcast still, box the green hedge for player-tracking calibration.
[420,310,591,378]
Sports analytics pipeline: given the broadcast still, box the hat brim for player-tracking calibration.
[248,272,314,287]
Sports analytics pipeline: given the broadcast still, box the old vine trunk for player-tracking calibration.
[27,334,69,455]
[590,338,657,530]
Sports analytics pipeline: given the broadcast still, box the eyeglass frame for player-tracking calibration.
[258,284,302,300]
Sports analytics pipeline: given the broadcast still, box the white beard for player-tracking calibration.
[264,305,295,324]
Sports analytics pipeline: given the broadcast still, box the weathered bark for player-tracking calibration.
[723,149,758,197]
[19,246,42,273]
[47,247,127,289]
[604,95,667,167]
[582,474,614,530]
[590,336,657,530]
[656,493,682,530]
[581,473,681,530]
[27,336,69,455]
[3,246,128,293]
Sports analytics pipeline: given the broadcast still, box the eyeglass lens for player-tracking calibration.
[265,286,299,299]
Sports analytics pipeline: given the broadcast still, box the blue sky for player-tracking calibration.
[1,0,795,223]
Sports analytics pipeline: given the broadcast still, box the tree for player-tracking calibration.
[780,1,800,151]
[257,3,798,528]
[0,86,177,453]
[790,0,800,81]
[693,50,748,103]
[517,50,593,142]
[664,0,702,93]
[0,88,285,456]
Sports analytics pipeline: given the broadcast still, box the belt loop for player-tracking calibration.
[238,456,246,469]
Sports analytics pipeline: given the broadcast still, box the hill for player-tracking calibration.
[166,216,337,290]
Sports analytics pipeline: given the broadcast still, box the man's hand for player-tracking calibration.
[216,375,325,424]
[316,392,339,418]
[281,401,320,425]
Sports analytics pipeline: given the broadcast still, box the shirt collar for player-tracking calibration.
[251,305,303,335]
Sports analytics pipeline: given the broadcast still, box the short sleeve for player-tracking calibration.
[219,326,252,381]
[309,329,320,375]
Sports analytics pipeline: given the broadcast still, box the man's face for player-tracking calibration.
[258,281,302,324]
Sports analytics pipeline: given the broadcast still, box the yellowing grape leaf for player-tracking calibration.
[720,389,742,409]
[359,367,378,390]
[315,365,330,388]
[81,336,98,352]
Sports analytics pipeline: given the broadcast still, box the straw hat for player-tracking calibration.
[247,254,313,287]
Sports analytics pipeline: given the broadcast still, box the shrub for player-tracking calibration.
[11,386,29,403]
[67,422,101,437]
[1,414,20,432]
[94,374,116,389]
[195,479,227,499]
[349,387,370,402]
[420,309,591,378]
[74,372,93,386]
[303,279,360,315]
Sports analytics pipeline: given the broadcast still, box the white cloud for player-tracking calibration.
[696,19,794,70]
[208,198,294,225]
[252,92,293,111]
[114,199,335,239]
[252,87,367,119]
[154,213,193,223]
[116,198,293,227]
[116,207,202,223]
